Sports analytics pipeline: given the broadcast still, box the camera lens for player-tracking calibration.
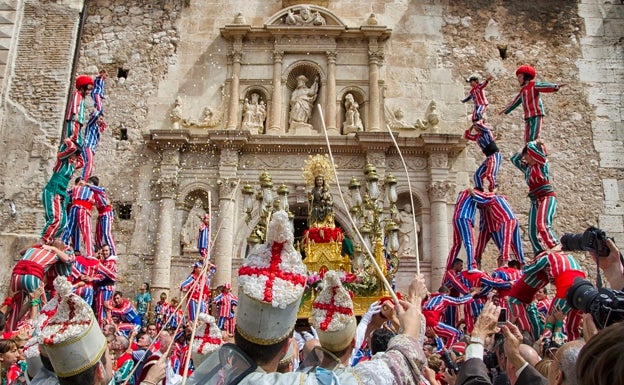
[566,278,600,313]
[560,233,585,252]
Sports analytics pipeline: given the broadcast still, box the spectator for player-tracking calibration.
[111,335,133,385]
[370,328,395,355]
[577,321,624,385]
[135,282,151,327]
[547,339,584,385]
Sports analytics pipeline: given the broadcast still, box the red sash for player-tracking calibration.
[13,260,45,280]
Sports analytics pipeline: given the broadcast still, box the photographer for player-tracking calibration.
[564,229,624,330]
[588,238,624,291]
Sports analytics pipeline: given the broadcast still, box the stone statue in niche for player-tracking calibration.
[284,5,326,26]
[241,93,267,134]
[289,74,319,132]
[180,198,204,251]
[342,93,363,134]
[395,203,420,258]
[170,97,183,129]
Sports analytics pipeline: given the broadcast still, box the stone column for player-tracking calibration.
[209,136,245,286]
[150,148,180,295]
[213,177,238,286]
[427,180,452,290]
[269,50,284,134]
[367,42,383,132]
[326,51,338,134]
[226,48,243,130]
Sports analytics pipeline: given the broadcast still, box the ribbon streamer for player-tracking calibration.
[316,104,399,306]
[383,124,421,275]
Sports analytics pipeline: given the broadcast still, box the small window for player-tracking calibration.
[118,203,132,220]
[120,128,128,141]
[117,68,129,79]
[498,45,508,60]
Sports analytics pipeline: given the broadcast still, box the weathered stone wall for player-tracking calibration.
[0,0,622,296]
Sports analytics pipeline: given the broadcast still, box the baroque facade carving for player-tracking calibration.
[429,153,449,169]
[427,181,453,202]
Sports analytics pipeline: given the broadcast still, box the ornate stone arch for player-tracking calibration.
[176,185,214,255]
[177,182,216,209]
[395,185,429,212]
[284,60,326,87]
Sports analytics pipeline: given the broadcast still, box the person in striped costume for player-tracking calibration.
[93,244,117,325]
[180,261,216,322]
[462,75,492,122]
[107,291,142,335]
[62,177,104,257]
[441,258,469,328]
[65,74,94,147]
[464,120,501,192]
[456,269,511,333]
[197,213,210,260]
[500,65,565,142]
[474,192,525,266]
[6,240,74,330]
[70,252,101,306]
[154,292,170,331]
[446,188,494,273]
[491,259,523,308]
[422,286,475,348]
[213,282,238,335]
[511,139,559,256]
[81,70,107,181]
[166,297,185,330]
[90,176,117,256]
[40,138,83,246]
[508,251,585,340]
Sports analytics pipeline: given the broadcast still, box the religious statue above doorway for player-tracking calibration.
[289,74,319,132]
[241,93,267,133]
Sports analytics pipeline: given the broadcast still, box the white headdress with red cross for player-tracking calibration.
[39,277,107,378]
[237,210,307,344]
[238,210,306,309]
[191,313,223,366]
[311,270,357,352]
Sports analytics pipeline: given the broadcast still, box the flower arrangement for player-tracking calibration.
[303,227,344,244]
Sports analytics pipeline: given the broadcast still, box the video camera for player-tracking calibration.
[560,226,611,257]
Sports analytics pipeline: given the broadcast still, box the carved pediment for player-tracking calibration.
[265,4,346,27]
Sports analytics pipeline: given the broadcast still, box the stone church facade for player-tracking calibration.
[0,0,622,297]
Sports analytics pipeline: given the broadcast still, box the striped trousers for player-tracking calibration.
[528,195,558,256]
[447,218,476,271]
[473,152,501,192]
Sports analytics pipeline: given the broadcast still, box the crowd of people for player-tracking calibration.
[1,63,623,385]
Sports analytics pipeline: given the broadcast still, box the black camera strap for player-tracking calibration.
[596,261,603,289]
